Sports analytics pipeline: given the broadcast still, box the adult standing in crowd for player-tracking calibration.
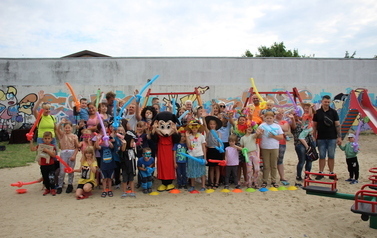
[32,90,57,146]
[289,111,313,185]
[312,95,342,180]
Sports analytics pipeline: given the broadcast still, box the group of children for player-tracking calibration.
[30,94,360,199]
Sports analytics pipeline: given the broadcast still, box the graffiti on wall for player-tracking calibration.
[1,85,376,131]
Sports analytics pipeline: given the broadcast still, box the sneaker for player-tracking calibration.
[199,187,206,191]
[235,185,240,189]
[345,178,353,182]
[121,193,128,198]
[296,176,303,181]
[183,185,188,190]
[147,188,152,193]
[350,180,359,184]
[43,189,50,196]
[188,186,195,192]
[66,184,73,193]
[224,185,230,189]
[295,183,303,187]
[50,189,57,196]
[129,193,136,197]
[143,189,148,194]
[115,184,121,189]
[56,187,62,194]
[329,172,336,180]
[315,172,324,180]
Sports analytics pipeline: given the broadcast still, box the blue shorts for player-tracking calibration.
[101,169,114,179]
[317,139,337,159]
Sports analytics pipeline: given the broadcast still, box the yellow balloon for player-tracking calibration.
[249,78,266,107]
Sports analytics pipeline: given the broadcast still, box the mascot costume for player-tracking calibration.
[151,111,181,191]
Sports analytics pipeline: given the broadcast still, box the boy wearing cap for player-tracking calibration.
[338,133,359,184]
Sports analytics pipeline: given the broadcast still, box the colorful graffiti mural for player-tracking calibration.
[1,85,375,132]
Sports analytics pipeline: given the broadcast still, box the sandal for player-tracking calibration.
[271,182,279,188]
[76,195,87,200]
[101,191,107,198]
[108,190,113,197]
[214,183,219,189]
[280,180,290,186]
[261,183,267,188]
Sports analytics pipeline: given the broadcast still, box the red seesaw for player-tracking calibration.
[208,159,227,166]
[55,155,74,173]
[10,179,42,188]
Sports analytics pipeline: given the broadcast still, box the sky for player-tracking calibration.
[1,0,376,58]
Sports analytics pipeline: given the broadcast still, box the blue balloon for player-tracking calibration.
[210,129,224,153]
[178,152,206,165]
[178,110,190,124]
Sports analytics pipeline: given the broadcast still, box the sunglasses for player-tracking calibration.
[219,105,226,108]
[144,152,152,156]
[189,124,201,129]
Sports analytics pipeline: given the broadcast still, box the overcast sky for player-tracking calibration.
[1,0,376,58]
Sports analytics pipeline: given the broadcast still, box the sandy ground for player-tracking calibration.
[1,134,377,238]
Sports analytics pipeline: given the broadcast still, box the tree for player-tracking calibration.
[242,42,301,57]
[242,50,254,57]
[344,51,356,58]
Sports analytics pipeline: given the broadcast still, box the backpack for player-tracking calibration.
[306,136,319,162]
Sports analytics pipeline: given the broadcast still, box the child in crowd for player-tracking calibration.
[140,106,157,128]
[79,129,92,163]
[258,111,284,188]
[185,120,207,191]
[94,123,116,198]
[137,147,155,194]
[299,103,315,151]
[73,146,98,199]
[135,121,149,158]
[98,102,111,122]
[260,100,277,118]
[204,116,223,189]
[56,119,79,194]
[224,135,242,189]
[240,122,261,188]
[339,133,360,184]
[119,130,138,198]
[110,125,124,189]
[30,131,57,196]
[173,130,188,189]
[75,98,89,121]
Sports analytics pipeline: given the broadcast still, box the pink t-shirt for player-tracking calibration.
[225,146,239,166]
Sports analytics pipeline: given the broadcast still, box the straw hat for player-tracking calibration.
[185,120,205,133]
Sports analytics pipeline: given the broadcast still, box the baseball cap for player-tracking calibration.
[347,133,355,138]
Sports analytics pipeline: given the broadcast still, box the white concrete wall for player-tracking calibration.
[1,57,376,130]
[1,57,376,101]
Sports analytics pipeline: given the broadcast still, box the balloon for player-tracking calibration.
[178,152,206,165]
[172,98,177,114]
[95,88,101,108]
[178,110,190,124]
[96,112,109,146]
[65,83,80,108]
[208,159,227,166]
[26,109,44,141]
[250,78,266,109]
[210,129,224,153]
[242,148,250,163]
[138,75,160,98]
[112,96,135,129]
[260,124,279,136]
[286,91,301,117]
[10,180,42,187]
[55,155,74,173]
[146,167,156,175]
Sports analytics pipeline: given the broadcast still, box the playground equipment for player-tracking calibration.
[339,88,377,139]
[303,171,377,229]
[142,87,204,108]
[243,87,303,108]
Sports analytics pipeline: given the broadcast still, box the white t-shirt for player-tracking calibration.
[188,133,206,157]
[259,122,283,149]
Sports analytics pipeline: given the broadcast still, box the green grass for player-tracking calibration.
[0,142,36,168]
